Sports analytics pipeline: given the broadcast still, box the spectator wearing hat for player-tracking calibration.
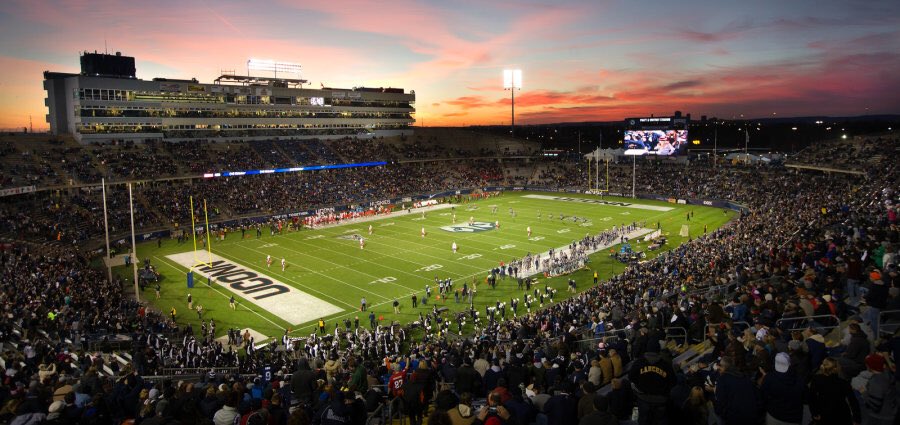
[861,354,898,425]
[863,270,888,336]
[324,354,340,384]
[759,352,805,425]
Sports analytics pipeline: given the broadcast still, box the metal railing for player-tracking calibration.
[664,327,688,345]
[160,367,239,376]
[877,309,900,337]
[775,314,840,333]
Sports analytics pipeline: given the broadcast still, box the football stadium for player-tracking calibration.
[1,3,900,425]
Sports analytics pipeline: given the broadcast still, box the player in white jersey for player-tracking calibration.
[360,237,365,249]
[495,220,500,230]
[266,255,272,269]
[527,226,532,237]
[421,227,426,238]
[368,224,373,235]
[281,258,286,271]
[452,242,458,253]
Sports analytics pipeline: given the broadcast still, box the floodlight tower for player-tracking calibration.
[503,69,522,137]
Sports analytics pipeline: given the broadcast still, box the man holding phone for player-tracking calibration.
[473,392,511,425]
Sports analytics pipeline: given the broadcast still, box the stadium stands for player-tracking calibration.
[0,133,897,424]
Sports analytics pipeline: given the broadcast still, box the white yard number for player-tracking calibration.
[499,244,516,250]
[580,222,593,227]
[599,217,612,222]
[369,276,397,284]
[528,236,545,241]
[305,235,324,240]
[460,253,482,260]
[416,264,443,272]
[557,228,570,234]
[259,243,278,248]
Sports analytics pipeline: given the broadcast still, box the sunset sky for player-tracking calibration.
[1,0,898,130]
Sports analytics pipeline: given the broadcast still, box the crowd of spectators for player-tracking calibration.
[92,142,178,180]
[786,135,898,170]
[1,136,899,425]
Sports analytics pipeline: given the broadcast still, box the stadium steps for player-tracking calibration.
[276,140,320,164]
[307,140,343,164]
[674,340,714,372]
[270,142,301,166]
[111,352,130,369]
[248,140,293,168]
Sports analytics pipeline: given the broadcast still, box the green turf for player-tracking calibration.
[120,192,735,341]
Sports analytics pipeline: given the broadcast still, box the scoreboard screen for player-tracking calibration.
[623,129,688,156]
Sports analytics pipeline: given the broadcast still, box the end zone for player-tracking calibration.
[167,252,342,325]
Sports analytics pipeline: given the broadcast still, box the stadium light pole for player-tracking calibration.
[101,178,112,284]
[744,126,750,163]
[128,182,140,302]
[632,154,636,199]
[503,70,522,137]
[713,122,718,167]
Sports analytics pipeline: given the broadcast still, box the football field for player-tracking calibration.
[128,191,736,341]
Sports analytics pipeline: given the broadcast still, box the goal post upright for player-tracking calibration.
[188,196,214,287]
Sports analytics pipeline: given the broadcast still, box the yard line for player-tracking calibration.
[242,236,444,292]
[229,243,406,299]
[210,249,363,309]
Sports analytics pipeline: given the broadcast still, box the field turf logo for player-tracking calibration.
[440,222,495,233]
[166,252,342,325]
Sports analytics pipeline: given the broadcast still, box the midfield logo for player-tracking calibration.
[440,222,495,233]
